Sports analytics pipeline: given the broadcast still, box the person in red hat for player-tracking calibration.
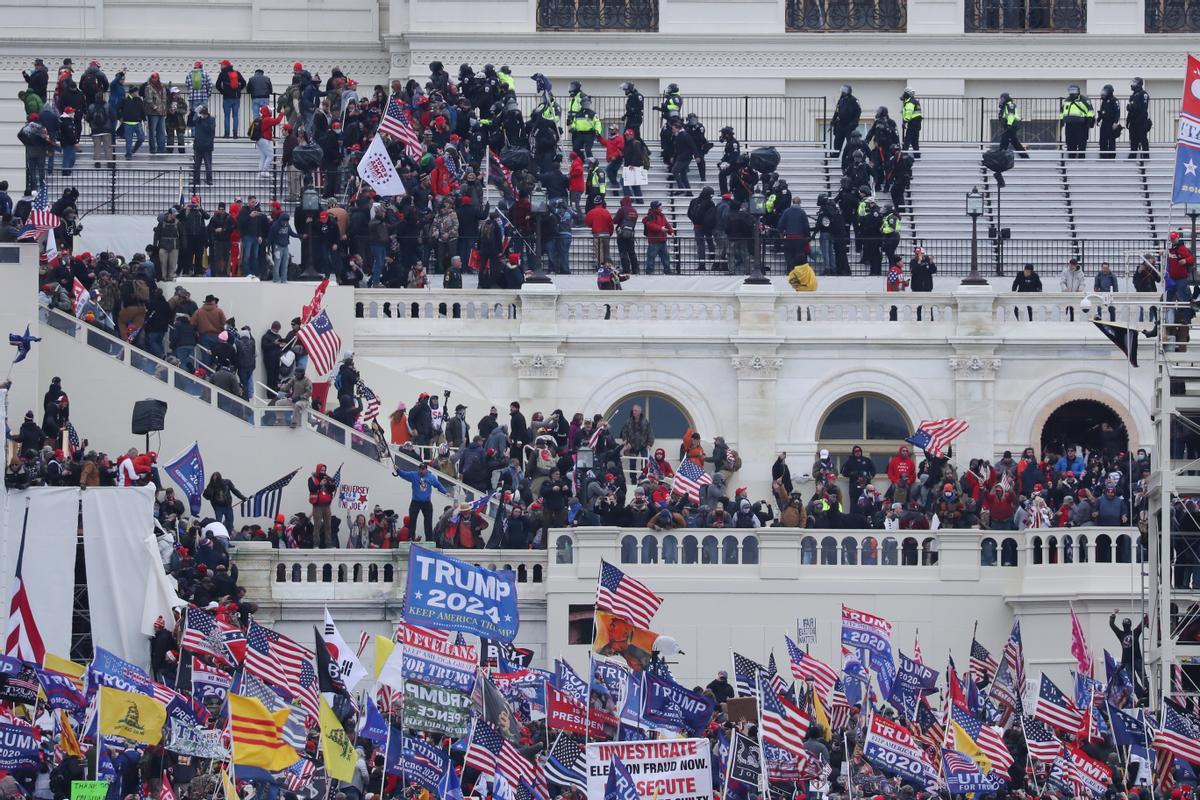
[185,60,212,114]
[215,59,246,138]
[253,104,285,176]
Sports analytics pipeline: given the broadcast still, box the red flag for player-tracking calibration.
[5,523,45,663]
[1070,608,1092,677]
[301,278,330,325]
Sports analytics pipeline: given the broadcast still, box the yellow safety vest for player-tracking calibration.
[1060,99,1094,121]
[902,98,922,122]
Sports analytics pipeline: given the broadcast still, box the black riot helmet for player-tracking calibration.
[569,80,581,93]
[719,126,735,140]
[841,84,852,95]
[817,192,829,205]
[1102,84,1114,97]
[483,64,496,75]
[876,106,889,119]
[1131,77,1144,91]
[686,112,699,123]
[999,92,1012,105]
[620,81,634,93]
[666,83,679,94]
[1067,84,1080,99]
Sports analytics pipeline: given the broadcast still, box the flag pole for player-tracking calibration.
[722,732,736,800]
[1016,712,1044,797]
[755,679,768,798]
[842,731,854,800]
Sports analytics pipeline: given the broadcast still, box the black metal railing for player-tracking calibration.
[916,96,1180,145]
[964,0,1086,31]
[536,0,659,30]
[1145,0,1200,30]
[786,0,907,30]
[43,168,286,216]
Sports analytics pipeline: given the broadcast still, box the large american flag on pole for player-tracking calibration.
[243,620,317,721]
[905,418,969,458]
[379,96,423,159]
[1154,704,1200,765]
[16,191,59,242]
[1035,673,1083,732]
[785,635,838,698]
[4,523,44,664]
[595,560,662,628]
[673,459,712,502]
[969,637,998,685]
[357,382,381,423]
[296,310,341,379]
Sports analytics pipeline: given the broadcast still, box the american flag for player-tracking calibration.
[4,526,44,664]
[785,635,838,699]
[943,748,981,776]
[766,652,789,697]
[1154,704,1200,765]
[595,560,662,628]
[238,468,299,520]
[379,96,423,159]
[296,310,341,379]
[1021,715,1064,762]
[969,637,998,685]
[160,770,177,800]
[950,705,1012,774]
[487,149,515,200]
[914,696,943,752]
[66,421,81,458]
[914,629,924,664]
[466,719,540,793]
[990,619,1026,714]
[544,733,586,791]
[72,278,89,319]
[905,418,969,458]
[281,757,316,791]
[761,688,811,760]
[244,621,317,720]
[673,459,712,503]
[828,679,852,731]
[182,606,234,666]
[16,191,59,242]
[358,382,381,423]
[1035,673,1082,732]
[238,671,307,748]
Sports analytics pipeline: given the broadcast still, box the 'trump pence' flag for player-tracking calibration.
[1171,55,1200,204]
[357,133,407,197]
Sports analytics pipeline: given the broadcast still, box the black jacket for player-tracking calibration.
[910,256,937,292]
[1011,271,1043,292]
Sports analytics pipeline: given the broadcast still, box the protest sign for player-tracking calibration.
[586,739,713,800]
[402,681,473,738]
[337,484,370,512]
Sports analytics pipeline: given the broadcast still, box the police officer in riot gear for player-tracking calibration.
[901,88,923,157]
[998,93,1029,158]
[620,81,644,138]
[717,126,740,195]
[1097,84,1121,160]
[1126,77,1151,160]
[566,80,587,125]
[830,84,862,157]
[683,113,712,181]
[1059,84,1095,159]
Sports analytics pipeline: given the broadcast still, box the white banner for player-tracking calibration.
[357,133,407,197]
[797,617,818,644]
[338,484,370,512]
[585,739,712,800]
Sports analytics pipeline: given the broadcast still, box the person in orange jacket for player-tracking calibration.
[682,428,706,467]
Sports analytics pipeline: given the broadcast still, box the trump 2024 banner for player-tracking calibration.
[1173,54,1200,204]
[585,739,712,800]
[404,546,519,642]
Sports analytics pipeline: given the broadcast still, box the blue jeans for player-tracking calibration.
[213,504,233,530]
[273,244,290,283]
[147,115,166,153]
[173,346,194,370]
[241,237,260,277]
[371,243,388,286]
[548,236,571,274]
[197,334,219,368]
[122,123,144,158]
[238,366,254,399]
[252,98,270,116]
[61,144,76,173]
[646,242,670,274]
[25,150,45,193]
[222,98,240,137]
[144,331,165,359]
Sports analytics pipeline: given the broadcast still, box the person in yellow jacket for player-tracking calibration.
[787,262,818,292]
[1060,84,1095,159]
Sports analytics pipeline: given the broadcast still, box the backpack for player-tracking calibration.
[248,119,262,141]
[228,71,240,91]
[190,69,203,91]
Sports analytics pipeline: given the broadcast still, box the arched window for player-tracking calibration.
[882,537,898,565]
[841,537,858,565]
[682,535,699,564]
[533,564,544,582]
[605,392,695,444]
[817,394,911,469]
[621,535,638,564]
[801,536,817,565]
[276,564,286,582]
[1001,538,1019,566]
[743,536,759,564]
[722,536,740,564]
[701,535,719,564]
[821,536,838,565]
[1116,534,1132,563]
[556,535,574,564]
[1096,534,1113,563]
[1061,534,1074,564]
[517,564,529,582]
[901,537,918,566]
[1047,535,1059,564]
[368,563,379,582]
[663,535,679,564]
[981,537,998,566]
[307,564,317,582]
[291,564,301,582]
[921,537,938,565]
[384,564,395,582]
[1077,535,1089,563]
[862,536,878,565]
[1032,536,1044,564]
[337,564,347,582]
[641,536,659,564]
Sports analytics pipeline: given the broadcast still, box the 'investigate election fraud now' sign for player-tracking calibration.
[585,739,713,800]
[404,546,519,641]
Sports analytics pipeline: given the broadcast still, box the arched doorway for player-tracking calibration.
[605,392,694,443]
[1040,399,1128,456]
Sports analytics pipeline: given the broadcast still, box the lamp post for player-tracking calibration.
[525,188,552,285]
[1187,204,1200,256]
[297,183,323,281]
[962,186,987,286]
[744,192,771,285]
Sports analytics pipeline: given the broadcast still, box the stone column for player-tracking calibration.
[950,284,1001,460]
[731,352,782,501]
[512,351,566,416]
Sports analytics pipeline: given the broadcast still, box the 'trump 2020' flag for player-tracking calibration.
[357,133,408,197]
[163,441,205,515]
[1172,55,1200,204]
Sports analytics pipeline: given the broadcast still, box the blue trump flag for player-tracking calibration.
[439,760,464,800]
[405,545,519,641]
[164,441,206,516]
[643,673,716,736]
[1173,55,1200,204]
[358,699,389,744]
[0,723,39,770]
[604,757,642,800]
